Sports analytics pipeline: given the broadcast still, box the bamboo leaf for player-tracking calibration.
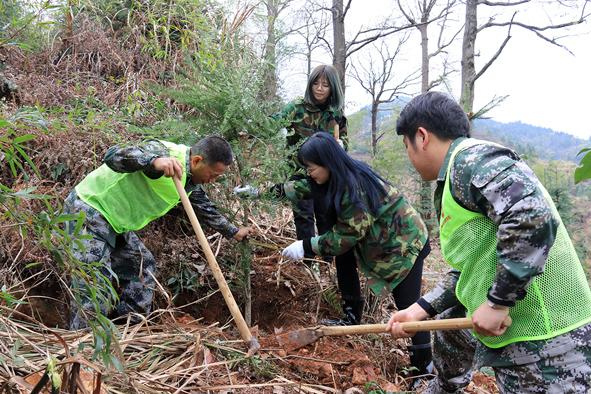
[13,144,41,176]
[575,150,591,184]
[12,134,36,144]
[575,165,591,184]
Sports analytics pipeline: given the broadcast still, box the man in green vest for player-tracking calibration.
[65,136,252,330]
[387,91,591,392]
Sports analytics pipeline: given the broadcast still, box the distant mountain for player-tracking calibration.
[472,119,589,162]
[348,101,590,163]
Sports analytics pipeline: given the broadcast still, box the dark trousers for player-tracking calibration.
[293,198,332,246]
[334,239,431,347]
[293,195,360,299]
[392,240,431,347]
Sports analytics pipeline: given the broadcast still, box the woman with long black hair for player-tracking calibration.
[279,132,433,381]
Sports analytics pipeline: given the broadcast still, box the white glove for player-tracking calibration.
[281,240,304,260]
[336,138,344,149]
[233,185,259,197]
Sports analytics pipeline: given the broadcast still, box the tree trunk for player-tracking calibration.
[419,24,429,92]
[371,102,378,156]
[460,0,477,114]
[332,0,346,94]
[262,1,279,100]
[418,22,434,231]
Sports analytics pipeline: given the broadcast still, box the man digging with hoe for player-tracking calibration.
[64,136,255,348]
[389,91,591,393]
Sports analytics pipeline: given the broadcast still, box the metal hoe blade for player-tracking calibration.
[276,327,324,351]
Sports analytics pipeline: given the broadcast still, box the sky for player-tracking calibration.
[277,0,591,140]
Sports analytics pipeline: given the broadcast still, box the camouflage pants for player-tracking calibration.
[426,305,591,393]
[64,191,156,330]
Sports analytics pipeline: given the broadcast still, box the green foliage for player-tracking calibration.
[321,287,341,315]
[2,181,122,367]
[144,17,292,319]
[0,0,23,26]
[370,133,411,185]
[243,354,277,379]
[0,0,57,50]
[575,148,591,184]
[346,110,371,154]
[548,186,574,226]
[77,0,218,60]
[0,340,27,368]
[166,265,202,296]
[538,163,575,225]
[159,56,283,146]
[0,122,122,368]
[0,285,25,307]
[529,159,591,273]
[363,381,388,394]
[29,198,122,367]
[347,107,418,189]
[0,109,48,182]
[147,47,294,189]
[130,118,196,142]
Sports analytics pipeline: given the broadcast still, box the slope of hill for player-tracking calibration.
[348,102,590,163]
[472,119,589,162]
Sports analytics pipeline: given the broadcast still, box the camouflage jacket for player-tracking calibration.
[102,139,238,239]
[422,137,559,311]
[281,178,428,295]
[274,98,348,149]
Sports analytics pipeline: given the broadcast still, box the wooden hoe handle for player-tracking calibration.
[320,317,473,336]
[333,123,340,140]
[173,177,254,343]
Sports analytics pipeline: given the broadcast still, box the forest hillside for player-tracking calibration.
[1,1,591,394]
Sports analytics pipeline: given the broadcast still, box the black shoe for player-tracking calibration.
[320,297,363,326]
[319,309,360,326]
[407,344,434,390]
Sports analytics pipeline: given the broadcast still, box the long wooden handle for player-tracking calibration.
[320,317,473,336]
[333,124,340,140]
[173,177,253,343]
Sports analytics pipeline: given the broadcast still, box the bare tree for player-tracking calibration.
[323,0,414,94]
[397,0,461,230]
[397,0,460,92]
[331,0,348,88]
[350,38,420,156]
[260,0,301,100]
[293,4,331,78]
[460,0,591,115]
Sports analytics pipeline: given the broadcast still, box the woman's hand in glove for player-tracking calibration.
[233,185,260,197]
[281,240,304,260]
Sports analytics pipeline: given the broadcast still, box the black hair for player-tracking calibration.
[297,132,389,216]
[396,91,470,144]
[304,64,344,111]
[191,136,233,165]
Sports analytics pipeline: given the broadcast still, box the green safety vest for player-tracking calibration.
[76,141,188,234]
[440,138,591,348]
